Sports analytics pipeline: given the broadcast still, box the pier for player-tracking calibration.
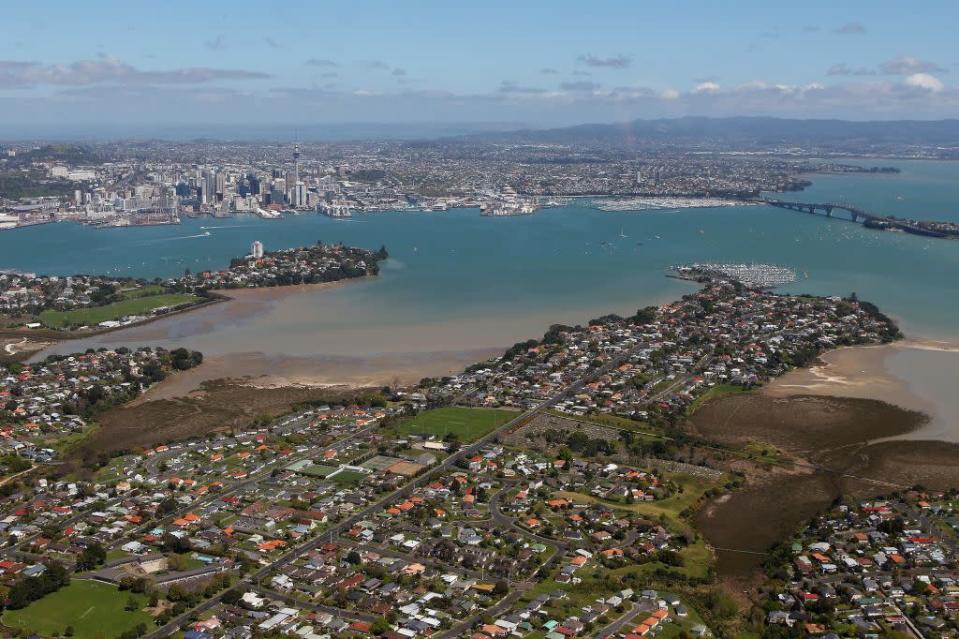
[758,198,958,239]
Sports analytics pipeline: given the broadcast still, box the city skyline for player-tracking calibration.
[3,0,959,132]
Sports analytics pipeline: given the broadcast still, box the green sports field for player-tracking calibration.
[39,293,200,329]
[2,580,153,639]
[394,407,519,443]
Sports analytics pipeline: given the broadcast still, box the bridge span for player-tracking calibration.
[757,198,956,239]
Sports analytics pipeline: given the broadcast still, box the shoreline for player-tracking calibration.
[26,277,376,360]
[764,337,959,442]
[136,346,503,401]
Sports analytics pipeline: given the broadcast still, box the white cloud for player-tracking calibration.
[880,56,945,76]
[834,22,866,35]
[827,63,875,76]
[305,58,337,67]
[577,54,631,69]
[905,73,944,92]
[693,81,720,94]
[0,57,268,88]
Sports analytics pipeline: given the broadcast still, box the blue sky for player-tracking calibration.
[3,0,958,131]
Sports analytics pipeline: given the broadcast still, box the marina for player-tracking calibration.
[671,263,798,289]
[592,196,753,211]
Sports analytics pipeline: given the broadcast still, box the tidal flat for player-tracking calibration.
[691,390,959,580]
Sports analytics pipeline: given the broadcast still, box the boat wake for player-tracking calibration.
[170,231,212,240]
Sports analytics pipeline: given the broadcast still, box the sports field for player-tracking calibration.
[39,293,200,329]
[2,580,152,639]
[394,407,519,443]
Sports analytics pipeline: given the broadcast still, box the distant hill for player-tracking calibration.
[460,116,959,150]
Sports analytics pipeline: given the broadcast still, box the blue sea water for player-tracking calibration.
[2,161,957,351]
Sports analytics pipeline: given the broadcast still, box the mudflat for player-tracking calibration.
[689,391,959,579]
[688,391,924,452]
[73,381,371,465]
[766,339,959,442]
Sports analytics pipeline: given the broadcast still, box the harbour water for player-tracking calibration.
[2,160,958,429]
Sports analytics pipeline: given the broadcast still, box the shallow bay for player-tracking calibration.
[2,160,957,407]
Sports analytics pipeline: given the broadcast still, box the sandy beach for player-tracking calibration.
[139,347,502,400]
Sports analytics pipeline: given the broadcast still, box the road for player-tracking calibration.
[432,583,531,639]
[105,421,376,552]
[252,586,377,623]
[594,602,652,639]
[2,411,328,558]
[144,342,657,638]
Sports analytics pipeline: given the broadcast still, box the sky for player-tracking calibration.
[3,0,958,135]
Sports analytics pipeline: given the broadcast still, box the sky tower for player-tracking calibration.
[292,143,300,185]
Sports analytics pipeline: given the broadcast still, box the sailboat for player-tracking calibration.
[619,227,627,238]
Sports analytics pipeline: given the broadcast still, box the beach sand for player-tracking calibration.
[139,348,501,401]
[765,338,959,442]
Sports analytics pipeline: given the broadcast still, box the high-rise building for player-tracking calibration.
[203,171,216,205]
[251,240,264,259]
[293,182,307,208]
[215,172,226,199]
[270,178,287,206]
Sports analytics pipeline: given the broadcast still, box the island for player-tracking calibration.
[0,241,388,334]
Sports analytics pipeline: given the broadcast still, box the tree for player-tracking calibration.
[167,553,189,571]
[5,561,70,609]
[371,617,391,635]
[75,543,107,571]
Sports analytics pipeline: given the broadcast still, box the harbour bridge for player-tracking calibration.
[756,198,953,238]
[760,198,877,223]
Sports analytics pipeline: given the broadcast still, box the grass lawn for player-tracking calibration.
[119,284,166,298]
[105,549,130,562]
[43,424,100,457]
[39,293,200,329]
[553,471,723,580]
[394,407,519,443]
[2,580,153,639]
[555,472,721,522]
[606,537,713,580]
[685,383,749,416]
[296,463,339,478]
[95,456,137,483]
[329,469,368,486]
[552,410,662,436]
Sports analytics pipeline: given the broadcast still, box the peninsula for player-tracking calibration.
[0,269,910,639]
[0,241,388,334]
